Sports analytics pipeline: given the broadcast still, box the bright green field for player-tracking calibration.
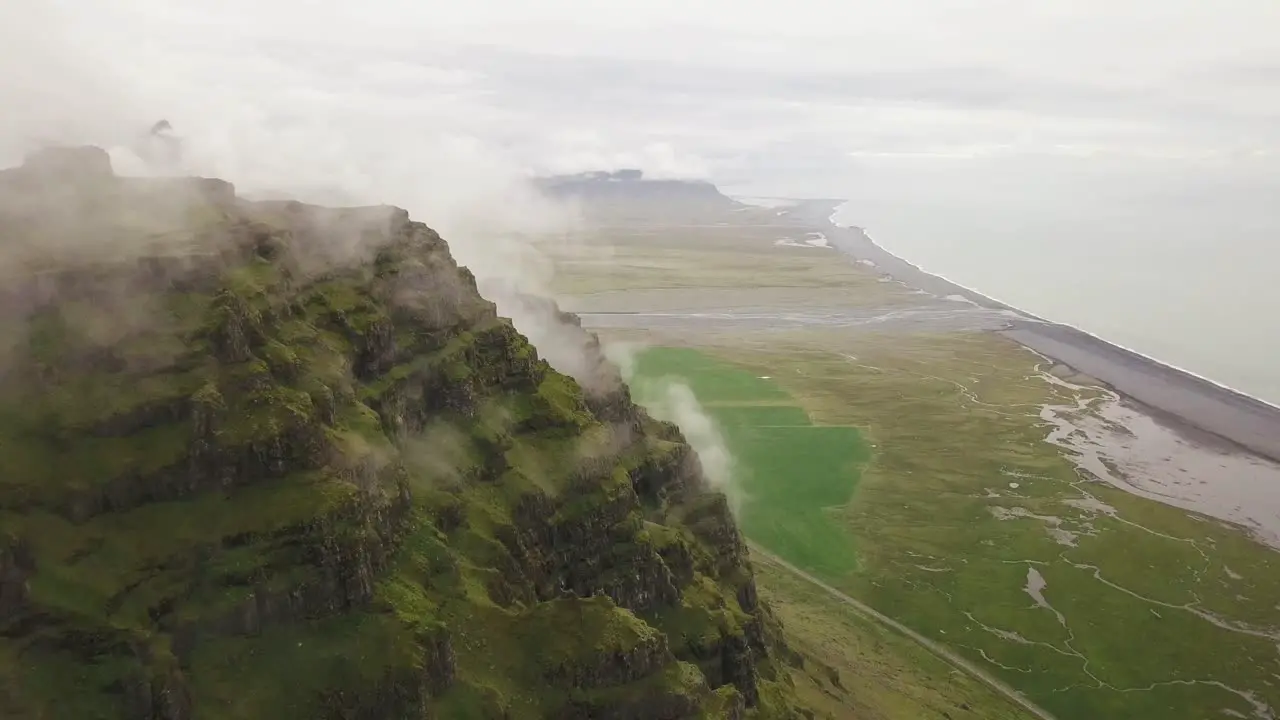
[629,347,868,578]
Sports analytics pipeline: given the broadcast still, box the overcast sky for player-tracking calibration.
[6,0,1279,192]
[3,0,1279,398]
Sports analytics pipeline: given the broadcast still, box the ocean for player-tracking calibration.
[791,155,1280,407]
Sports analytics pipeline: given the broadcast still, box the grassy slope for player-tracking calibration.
[546,216,1280,720]
[0,172,809,719]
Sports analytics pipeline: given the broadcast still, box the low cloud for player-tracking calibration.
[6,0,1278,401]
[607,342,743,513]
[656,382,740,513]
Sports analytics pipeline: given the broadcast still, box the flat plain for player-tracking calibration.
[538,204,1280,720]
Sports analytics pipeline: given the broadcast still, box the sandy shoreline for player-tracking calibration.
[776,199,1280,466]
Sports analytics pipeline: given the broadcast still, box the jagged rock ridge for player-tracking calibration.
[0,148,809,719]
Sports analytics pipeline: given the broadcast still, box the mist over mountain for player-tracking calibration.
[0,146,813,718]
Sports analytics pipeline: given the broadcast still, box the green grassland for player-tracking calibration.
[753,551,1036,720]
[627,347,868,579]
[540,227,919,305]
[624,345,1041,720]
[553,220,1280,720]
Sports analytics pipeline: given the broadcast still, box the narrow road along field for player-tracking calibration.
[750,542,1059,720]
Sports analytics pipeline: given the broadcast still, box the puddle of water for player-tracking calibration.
[990,506,1083,547]
[1024,566,1067,627]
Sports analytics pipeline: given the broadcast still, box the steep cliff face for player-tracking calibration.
[0,148,809,719]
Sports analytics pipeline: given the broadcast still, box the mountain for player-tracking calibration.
[533,170,742,224]
[0,147,811,719]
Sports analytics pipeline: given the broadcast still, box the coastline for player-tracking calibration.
[561,188,1280,717]
[777,198,1280,465]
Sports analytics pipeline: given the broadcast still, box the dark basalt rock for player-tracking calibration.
[0,536,34,624]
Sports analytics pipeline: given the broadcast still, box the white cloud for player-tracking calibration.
[536,137,710,179]
[5,0,1280,199]
[5,0,1280,415]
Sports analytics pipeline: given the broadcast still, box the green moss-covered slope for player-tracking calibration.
[0,147,811,719]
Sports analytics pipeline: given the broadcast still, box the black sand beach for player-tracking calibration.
[780,199,1280,464]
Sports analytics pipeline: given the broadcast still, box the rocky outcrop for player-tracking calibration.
[0,149,807,719]
[0,536,33,623]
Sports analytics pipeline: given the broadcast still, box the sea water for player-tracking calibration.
[817,155,1280,407]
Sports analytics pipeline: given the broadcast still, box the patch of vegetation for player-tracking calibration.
[629,347,868,578]
[633,347,790,402]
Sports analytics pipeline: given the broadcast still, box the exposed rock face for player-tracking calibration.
[0,537,33,619]
[0,149,806,719]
